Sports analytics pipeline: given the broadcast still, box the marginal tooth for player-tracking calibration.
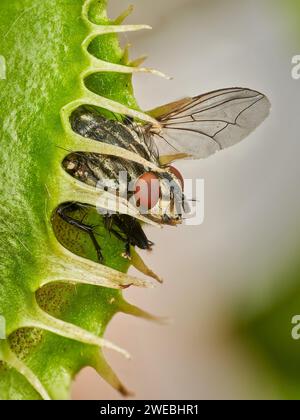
[114,5,134,25]
[0,342,51,400]
[62,129,164,173]
[43,245,155,289]
[25,306,131,359]
[57,170,162,228]
[61,93,163,143]
[84,57,172,80]
[90,24,152,34]
[119,300,170,325]
[82,25,151,50]
[83,89,158,125]
[82,0,147,32]
[138,67,172,80]
[131,249,163,283]
[122,43,132,65]
[130,55,148,67]
[94,351,132,397]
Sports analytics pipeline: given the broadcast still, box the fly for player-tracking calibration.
[57,87,270,263]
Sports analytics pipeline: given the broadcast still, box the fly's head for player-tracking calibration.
[133,164,186,226]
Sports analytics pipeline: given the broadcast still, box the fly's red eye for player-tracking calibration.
[134,172,161,210]
[167,165,184,189]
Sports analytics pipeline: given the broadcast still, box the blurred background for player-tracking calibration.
[73,0,300,399]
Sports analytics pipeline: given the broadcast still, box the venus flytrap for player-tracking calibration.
[0,0,271,401]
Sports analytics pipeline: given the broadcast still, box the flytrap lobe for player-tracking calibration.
[0,0,165,400]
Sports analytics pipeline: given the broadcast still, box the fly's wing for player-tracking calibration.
[149,88,271,160]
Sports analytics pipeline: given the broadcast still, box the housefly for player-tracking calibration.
[58,87,270,262]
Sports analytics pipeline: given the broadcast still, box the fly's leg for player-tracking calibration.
[104,216,132,259]
[57,204,104,264]
[119,216,154,250]
[111,229,131,260]
[124,242,131,259]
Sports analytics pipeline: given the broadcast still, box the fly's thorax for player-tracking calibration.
[148,123,163,136]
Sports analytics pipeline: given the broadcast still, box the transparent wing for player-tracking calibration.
[149,87,271,160]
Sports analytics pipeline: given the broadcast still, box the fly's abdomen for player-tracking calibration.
[63,152,146,190]
[70,106,158,163]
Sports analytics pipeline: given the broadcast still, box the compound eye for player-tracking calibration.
[167,165,184,189]
[134,172,161,210]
